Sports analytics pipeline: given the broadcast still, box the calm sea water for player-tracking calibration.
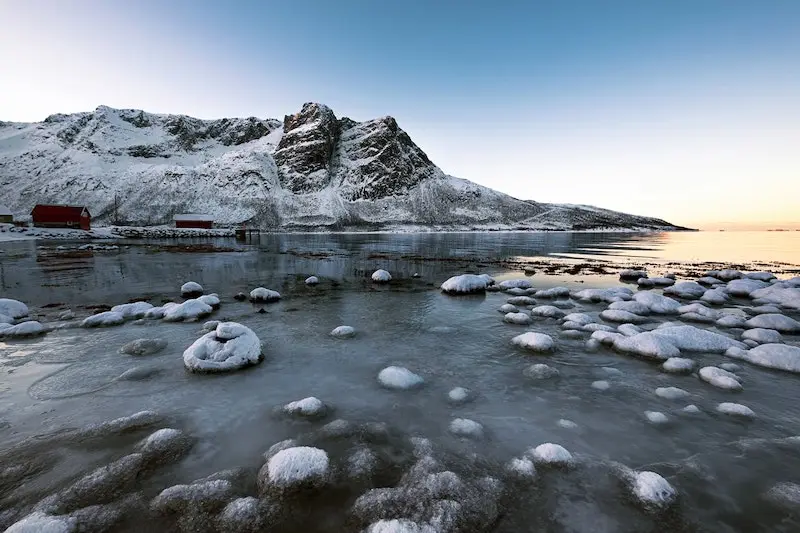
[0,231,798,532]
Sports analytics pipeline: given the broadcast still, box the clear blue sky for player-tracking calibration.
[1,0,798,228]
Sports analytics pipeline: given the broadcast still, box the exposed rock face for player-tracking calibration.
[0,103,687,231]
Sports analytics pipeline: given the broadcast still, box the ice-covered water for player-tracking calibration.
[1,232,799,532]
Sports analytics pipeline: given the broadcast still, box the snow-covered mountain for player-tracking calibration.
[0,103,687,231]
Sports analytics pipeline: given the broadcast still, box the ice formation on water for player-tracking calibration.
[182,322,262,373]
[378,366,424,390]
[503,312,532,325]
[725,343,800,374]
[699,366,743,391]
[330,325,356,338]
[0,320,45,337]
[283,397,327,418]
[633,291,682,314]
[664,281,706,299]
[645,411,669,424]
[511,332,555,352]
[744,313,800,333]
[371,269,392,283]
[716,402,756,418]
[449,418,484,439]
[81,311,125,328]
[260,446,329,491]
[662,357,694,373]
[0,298,29,319]
[180,281,203,297]
[530,443,573,466]
[498,279,532,290]
[305,276,320,285]
[557,419,578,429]
[447,387,471,404]
[655,387,690,400]
[440,274,491,294]
[498,304,519,314]
[119,338,167,356]
[591,380,610,391]
[742,328,782,344]
[530,305,566,318]
[163,299,213,322]
[249,287,282,303]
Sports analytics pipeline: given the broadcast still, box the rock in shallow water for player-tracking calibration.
[511,332,555,353]
[182,322,263,373]
[330,325,356,338]
[119,338,167,356]
[258,446,329,492]
[699,366,742,391]
[523,363,559,380]
[530,443,573,467]
[629,470,677,511]
[716,402,756,418]
[378,366,424,390]
[282,397,328,419]
[371,270,392,283]
[449,418,484,439]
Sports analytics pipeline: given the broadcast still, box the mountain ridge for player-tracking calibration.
[0,103,689,231]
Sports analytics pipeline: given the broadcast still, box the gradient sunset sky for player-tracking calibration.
[1,0,798,230]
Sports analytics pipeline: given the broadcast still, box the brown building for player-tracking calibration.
[31,204,91,230]
[174,214,214,229]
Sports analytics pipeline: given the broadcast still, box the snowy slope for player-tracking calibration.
[0,104,686,231]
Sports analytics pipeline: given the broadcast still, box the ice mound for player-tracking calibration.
[283,397,328,419]
[305,276,319,285]
[655,387,690,400]
[507,296,536,306]
[640,276,675,287]
[440,274,491,294]
[707,269,743,281]
[0,320,46,338]
[180,281,203,297]
[725,343,800,373]
[633,291,682,314]
[506,457,537,479]
[698,276,724,286]
[612,332,681,361]
[717,314,747,328]
[330,325,356,338]
[719,362,741,372]
[534,286,570,298]
[372,269,392,283]
[664,281,706,299]
[742,328,782,344]
[498,304,519,313]
[750,283,800,310]
[629,470,677,510]
[530,305,566,318]
[557,419,578,429]
[649,325,745,352]
[499,279,532,290]
[151,478,233,515]
[197,294,220,309]
[447,386,472,404]
[617,323,642,336]
[0,298,29,319]
[744,313,800,333]
[600,309,648,324]
[523,363,560,379]
[449,418,484,439]
[182,322,262,373]
[505,287,528,296]
[503,312,532,325]
[682,404,701,414]
[645,411,669,424]
[81,311,125,328]
[609,300,651,315]
[378,366,424,390]
[717,402,755,418]
[217,497,272,532]
[563,313,594,326]
[574,287,632,303]
[700,288,730,305]
[678,303,722,323]
[699,366,742,391]
[511,332,555,352]
[727,278,769,297]
[119,338,167,356]
[111,301,154,319]
[591,380,610,391]
[163,299,213,322]
[746,271,777,282]
[662,357,694,373]
[249,287,282,303]
[620,269,647,281]
[259,446,329,491]
[749,304,782,315]
[530,443,573,467]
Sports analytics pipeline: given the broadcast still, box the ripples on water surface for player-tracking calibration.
[0,231,799,532]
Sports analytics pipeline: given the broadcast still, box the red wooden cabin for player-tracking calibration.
[31,204,91,230]
[173,214,214,229]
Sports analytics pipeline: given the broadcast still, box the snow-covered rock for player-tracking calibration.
[119,338,167,356]
[678,302,722,322]
[4,511,76,533]
[305,276,319,285]
[698,276,724,286]
[523,363,560,379]
[197,294,220,309]
[742,328,783,344]
[727,278,769,297]
[629,470,677,510]
[699,366,742,391]
[746,271,777,282]
[511,332,555,352]
[716,314,747,328]
[217,497,271,532]
[617,323,642,337]
[574,287,633,303]
[600,309,648,324]
[645,411,669,424]
[633,291,682,314]
[259,446,329,491]
[449,418,484,439]
[503,312,532,325]
[330,325,356,338]
[662,357,694,373]
[530,443,573,467]
[650,325,745,352]
[707,269,743,281]
[363,519,437,533]
[534,286,570,299]
[655,387,690,400]
[591,380,610,391]
[700,288,730,306]
[681,404,701,414]
[498,304,519,314]
[505,287,528,296]
[283,397,327,419]
[441,274,491,294]
[378,366,424,390]
[744,313,800,333]
[136,428,193,466]
[748,304,783,315]
[0,298,29,319]
[557,419,578,429]
[182,322,262,373]
[726,343,800,374]
[81,311,125,328]
[506,295,536,306]
[151,479,234,514]
[619,269,647,281]
[249,287,282,303]
[506,456,537,480]
[609,300,651,316]
[750,283,800,311]
[180,281,203,297]
[447,386,472,404]
[163,299,213,321]
[563,313,595,326]
[613,332,681,361]
[716,402,755,418]
[530,305,566,319]
[641,276,675,287]
[371,269,392,283]
[0,320,46,337]
[664,281,706,299]
[499,279,532,290]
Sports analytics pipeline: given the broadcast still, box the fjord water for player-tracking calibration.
[1,230,799,532]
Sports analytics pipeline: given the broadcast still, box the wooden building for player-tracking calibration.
[0,204,12,224]
[31,205,91,230]
[174,214,214,229]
